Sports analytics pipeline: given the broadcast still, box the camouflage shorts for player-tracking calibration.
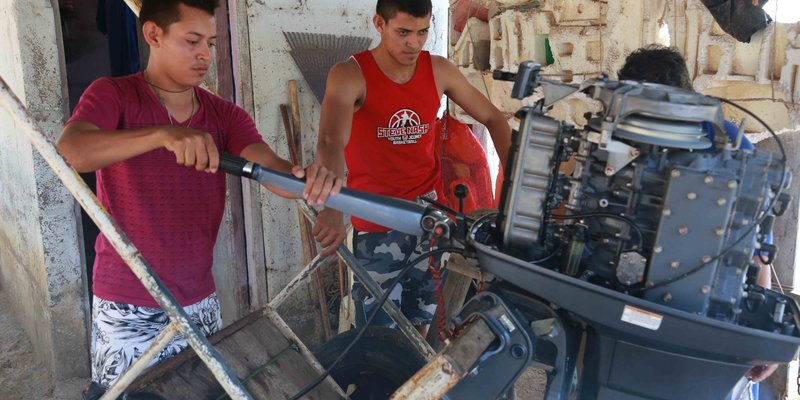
[352,230,443,327]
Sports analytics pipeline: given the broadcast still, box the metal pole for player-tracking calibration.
[263,307,349,399]
[0,76,252,400]
[101,323,179,399]
[297,202,436,360]
[269,254,327,308]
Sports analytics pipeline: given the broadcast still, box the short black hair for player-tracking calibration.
[617,44,693,91]
[140,0,219,31]
[376,0,432,21]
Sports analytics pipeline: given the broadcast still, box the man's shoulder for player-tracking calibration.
[329,58,366,89]
[428,53,453,69]
[335,57,364,76]
[93,73,140,88]
[83,74,143,99]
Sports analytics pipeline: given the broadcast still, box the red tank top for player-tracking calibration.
[346,50,442,232]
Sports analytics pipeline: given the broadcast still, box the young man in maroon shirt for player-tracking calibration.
[306,0,511,335]
[57,0,340,392]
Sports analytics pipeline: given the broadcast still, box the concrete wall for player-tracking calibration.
[0,0,89,387]
[241,0,447,343]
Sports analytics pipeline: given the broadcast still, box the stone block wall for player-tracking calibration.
[449,0,798,136]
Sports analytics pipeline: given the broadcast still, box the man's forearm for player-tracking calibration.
[485,115,511,168]
[57,126,166,172]
[315,138,347,179]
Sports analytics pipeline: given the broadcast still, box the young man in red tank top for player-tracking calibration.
[57,0,340,395]
[307,0,511,335]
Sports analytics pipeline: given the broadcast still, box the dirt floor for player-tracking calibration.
[0,288,546,399]
[515,368,547,399]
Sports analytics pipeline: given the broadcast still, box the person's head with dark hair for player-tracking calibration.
[376,0,432,21]
[617,44,693,91]
[140,0,219,31]
[140,0,219,89]
[372,0,433,67]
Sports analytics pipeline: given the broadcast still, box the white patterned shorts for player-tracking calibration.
[90,293,222,388]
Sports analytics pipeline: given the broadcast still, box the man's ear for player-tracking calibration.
[142,21,163,48]
[373,14,386,34]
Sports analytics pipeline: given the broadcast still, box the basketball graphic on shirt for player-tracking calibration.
[376,108,430,145]
[389,109,421,128]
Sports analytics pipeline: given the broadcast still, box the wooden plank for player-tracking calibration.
[214,1,234,102]
[127,309,344,399]
[215,1,253,321]
[286,81,333,341]
[229,0,268,312]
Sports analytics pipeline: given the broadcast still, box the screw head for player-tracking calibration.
[510,344,526,359]
[702,255,712,263]
[662,292,672,302]
[701,285,711,294]
[670,260,680,269]
[704,176,714,184]
[717,198,727,206]
[687,192,697,200]
[715,227,725,236]
[654,246,663,254]
[662,209,672,217]
[728,180,738,189]
[671,169,681,178]
[678,226,689,235]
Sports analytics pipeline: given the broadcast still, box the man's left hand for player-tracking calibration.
[295,163,342,205]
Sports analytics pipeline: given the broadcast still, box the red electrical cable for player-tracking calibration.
[428,237,450,342]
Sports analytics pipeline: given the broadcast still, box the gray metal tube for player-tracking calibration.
[250,166,428,236]
[0,76,252,400]
[263,307,349,399]
[269,253,327,308]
